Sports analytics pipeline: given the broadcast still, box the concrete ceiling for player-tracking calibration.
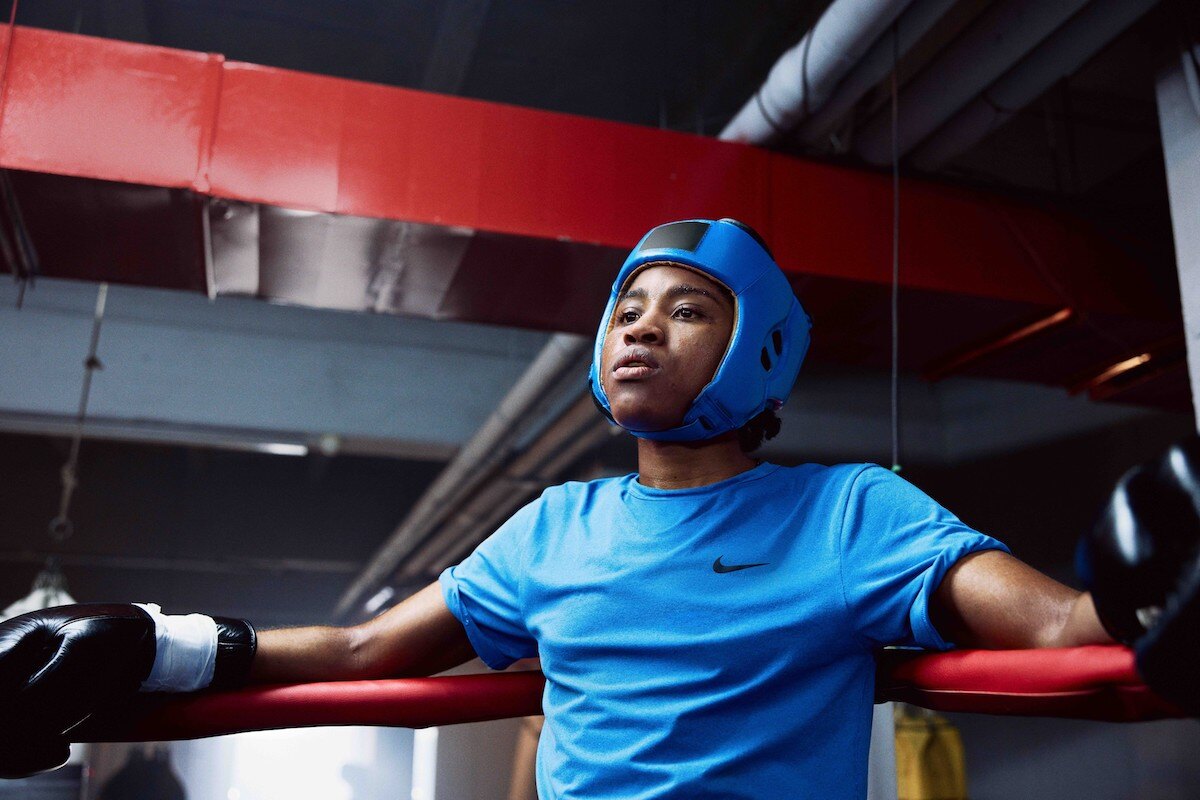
[0,0,1193,622]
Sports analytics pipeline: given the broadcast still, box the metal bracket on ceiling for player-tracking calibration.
[922,307,1076,382]
[1067,337,1187,401]
[0,168,38,308]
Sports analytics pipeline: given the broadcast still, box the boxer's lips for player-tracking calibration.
[614,364,658,379]
[612,351,661,381]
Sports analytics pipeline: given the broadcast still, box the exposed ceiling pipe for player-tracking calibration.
[404,477,542,575]
[420,0,493,94]
[503,394,605,477]
[909,0,1161,171]
[397,394,617,579]
[793,0,959,150]
[407,423,619,578]
[853,0,1094,165]
[529,421,615,479]
[333,332,590,619]
[719,0,916,145]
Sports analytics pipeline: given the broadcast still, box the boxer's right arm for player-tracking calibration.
[0,582,476,779]
[250,581,477,684]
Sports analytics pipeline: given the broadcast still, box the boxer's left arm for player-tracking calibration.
[250,582,476,684]
[929,550,1114,649]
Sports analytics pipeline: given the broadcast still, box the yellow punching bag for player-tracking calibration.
[893,703,968,800]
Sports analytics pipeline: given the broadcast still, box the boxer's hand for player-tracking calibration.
[1078,436,1200,713]
[0,603,257,778]
[0,604,156,777]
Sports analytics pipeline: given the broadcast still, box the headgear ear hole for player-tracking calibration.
[760,348,771,371]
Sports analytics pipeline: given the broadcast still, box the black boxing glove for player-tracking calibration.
[1135,557,1200,714]
[1077,436,1200,713]
[0,603,256,778]
[0,605,153,778]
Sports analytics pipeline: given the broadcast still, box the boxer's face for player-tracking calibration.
[600,263,734,433]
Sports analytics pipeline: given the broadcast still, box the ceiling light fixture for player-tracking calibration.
[1070,353,1152,395]
[923,307,1074,382]
[254,442,309,457]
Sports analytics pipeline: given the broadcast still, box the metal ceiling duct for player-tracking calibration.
[208,201,477,317]
[793,0,959,149]
[852,0,1094,165]
[909,0,1161,171]
[720,0,915,144]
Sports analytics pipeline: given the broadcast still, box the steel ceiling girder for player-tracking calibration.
[0,24,1163,319]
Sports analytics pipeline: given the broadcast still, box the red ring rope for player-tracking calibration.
[74,645,1186,743]
[876,645,1184,721]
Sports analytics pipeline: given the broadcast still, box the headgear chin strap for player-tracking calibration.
[589,218,812,442]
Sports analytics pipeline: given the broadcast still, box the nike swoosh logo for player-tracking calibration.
[712,556,768,574]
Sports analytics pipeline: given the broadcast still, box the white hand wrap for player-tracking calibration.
[134,603,218,693]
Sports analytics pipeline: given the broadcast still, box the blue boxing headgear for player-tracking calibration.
[589,218,812,442]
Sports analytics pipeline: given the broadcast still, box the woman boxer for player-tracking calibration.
[2,219,1177,798]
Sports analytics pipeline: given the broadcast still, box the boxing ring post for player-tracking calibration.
[866,702,898,800]
[1156,42,1200,431]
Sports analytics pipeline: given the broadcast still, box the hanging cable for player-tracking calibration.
[3,277,101,619]
[889,21,901,474]
[49,282,109,542]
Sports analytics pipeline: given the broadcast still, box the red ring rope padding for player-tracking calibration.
[876,645,1186,721]
[73,671,547,743]
[74,646,1186,742]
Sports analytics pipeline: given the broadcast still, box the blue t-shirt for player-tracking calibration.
[439,462,1007,799]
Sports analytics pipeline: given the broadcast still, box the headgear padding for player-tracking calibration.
[589,218,811,442]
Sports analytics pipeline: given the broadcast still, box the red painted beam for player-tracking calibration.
[0,25,222,189]
[0,25,1161,317]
